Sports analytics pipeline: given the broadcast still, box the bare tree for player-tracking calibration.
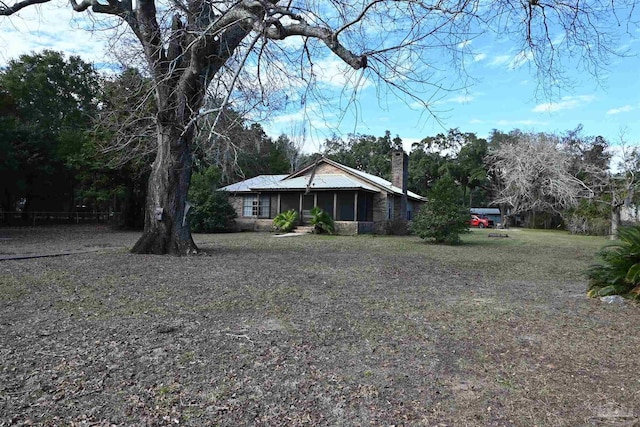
[487,131,594,226]
[1,0,636,254]
[285,121,306,173]
[608,132,640,237]
[560,127,639,237]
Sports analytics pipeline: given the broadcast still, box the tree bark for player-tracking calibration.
[499,204,510,228]
[611,204,621,240]
[131,123,197,255]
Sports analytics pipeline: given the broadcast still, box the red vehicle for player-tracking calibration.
[470,214,494,228]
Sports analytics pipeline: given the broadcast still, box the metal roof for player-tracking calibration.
[250,174,378,192]
[219,158,427,201]
[470,207,501,215]
[220,175,288,192]
[334,162,426,201]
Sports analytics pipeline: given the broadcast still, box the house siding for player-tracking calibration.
[230,196,243,219]
[303,163,344,175]
[371,192,389,233]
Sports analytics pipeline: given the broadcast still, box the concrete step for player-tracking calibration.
[294,225,315,234]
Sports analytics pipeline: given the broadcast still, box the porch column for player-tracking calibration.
[314,193,318,208]
[277,194,281,214]
[333,192,338,220]
[354,192,358,221]
[299,193,303,216]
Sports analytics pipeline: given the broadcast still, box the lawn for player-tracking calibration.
[1,226,638,426]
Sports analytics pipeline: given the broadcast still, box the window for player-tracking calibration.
[242,194,271,218]
[387,198,394,220]
[259,195,270,218]
[243,195,256,217]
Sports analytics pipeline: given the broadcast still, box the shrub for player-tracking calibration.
[566,199,610,236]
[410,176,469,244]
[273,209,298,232]
[310,207,334,234]
[189,191,237,233]
[587,225,640,299]
[188,167,237,233]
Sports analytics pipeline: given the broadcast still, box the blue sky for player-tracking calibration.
[1,3,639,159]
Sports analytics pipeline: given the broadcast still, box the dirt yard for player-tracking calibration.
[1,225,638,426]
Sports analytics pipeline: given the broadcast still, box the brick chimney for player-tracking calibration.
[391,150,408,220]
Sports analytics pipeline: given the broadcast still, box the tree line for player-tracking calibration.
[2,51,637,236]
[323,127,640,236]
[0,51,300,228]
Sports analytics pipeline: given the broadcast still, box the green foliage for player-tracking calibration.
[189,191,237,233]
[566,199,610,236]
[587,226,640,299]
[194,107,299,184]
[310,207,334,234]
[407,129,490,205]
[324,130,398,180]
[188,166,237,233]
[0,51,100,213]
[273,210,298,233]
[411,176,469,244]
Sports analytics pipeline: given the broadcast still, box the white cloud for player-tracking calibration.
[469,119,484,124]
[446,94,475,104]
[458,40,472,49]
[532,95,595,113]
[484,50,532,70]
[0,6,116,66]
[495,119,549,127]
[508,50,533,69]
[473,53,487,62]
[433,93,477,105]
[312,57,372,90]
[606,105,634,115]
[489,55,511,67]
[550,33,566,48]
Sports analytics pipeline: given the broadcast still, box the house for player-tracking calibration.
[220,151,426,234]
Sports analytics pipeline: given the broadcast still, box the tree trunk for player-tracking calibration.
[131,124,197,255]
[611,204,621,240]
[499,204,509,228]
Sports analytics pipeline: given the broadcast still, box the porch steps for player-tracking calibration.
[294,225,315,234]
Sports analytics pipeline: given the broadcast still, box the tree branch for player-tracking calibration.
[264,22,366,70]
[0,0,50,16]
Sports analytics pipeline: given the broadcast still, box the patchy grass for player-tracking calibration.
[0,226,638,426]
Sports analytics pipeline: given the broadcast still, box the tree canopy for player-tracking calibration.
[0,50,100,216]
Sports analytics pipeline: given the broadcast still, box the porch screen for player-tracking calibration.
[316,193,334,218]
[357,193,373,221]
[336,191,354,221]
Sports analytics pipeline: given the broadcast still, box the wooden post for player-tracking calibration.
[298,193,304,225]
[354,192,358,221]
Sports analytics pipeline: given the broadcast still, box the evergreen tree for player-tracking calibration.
[411,176,469,244]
